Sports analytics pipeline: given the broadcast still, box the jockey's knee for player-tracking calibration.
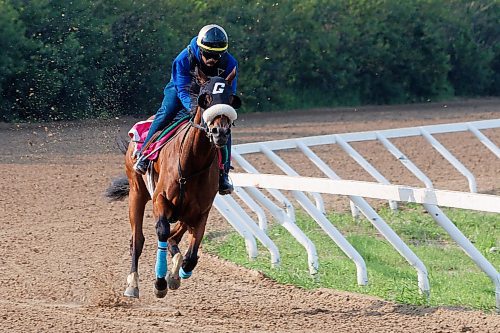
[154,107,170,125]
[156,216,171,242]
[182,255,199,273]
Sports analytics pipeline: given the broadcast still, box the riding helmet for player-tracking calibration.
[197,24,228,53]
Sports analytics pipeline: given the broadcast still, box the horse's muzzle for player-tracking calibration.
[210,126,230,148]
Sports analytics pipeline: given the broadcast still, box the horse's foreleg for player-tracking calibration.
[180,217,208,280]
[153,194,173,298]
[166,222,188,290]
[167,222,187,257]
[124,186,148,298]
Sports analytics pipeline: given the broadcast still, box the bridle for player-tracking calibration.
[189,112,232,145]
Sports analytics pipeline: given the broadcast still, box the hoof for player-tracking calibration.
[154,278,168,298]
[154,287,168,298]
[124,286,139,298]
[168,253,183,290]
[167,273,181,290]
[124,272,140,298]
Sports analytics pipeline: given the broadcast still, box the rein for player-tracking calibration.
[189,119,217,143]
[189,120,207,133]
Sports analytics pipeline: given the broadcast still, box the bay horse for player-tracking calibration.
[106,68,241,298]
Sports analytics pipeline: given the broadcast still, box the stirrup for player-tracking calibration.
[133,156,149,175]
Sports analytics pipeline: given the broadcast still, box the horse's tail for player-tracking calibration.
[105,136,131,201]
[105,176,130,201]
[116,136,129,155]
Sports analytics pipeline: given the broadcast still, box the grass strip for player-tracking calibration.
[205,204,499,312]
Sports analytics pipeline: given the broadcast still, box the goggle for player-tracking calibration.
[201,49,224,60]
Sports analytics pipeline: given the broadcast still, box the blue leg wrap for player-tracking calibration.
[155,241,168,278]
[179,267,192,279]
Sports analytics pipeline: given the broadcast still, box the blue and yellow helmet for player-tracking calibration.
[197,24,228,53]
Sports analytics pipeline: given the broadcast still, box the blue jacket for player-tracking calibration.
[170,37,238,111]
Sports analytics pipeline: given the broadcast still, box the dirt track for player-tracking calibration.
[0,99,499,332]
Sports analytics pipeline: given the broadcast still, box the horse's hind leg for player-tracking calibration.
[153,194,174,298]
[166,222,188,290]
[124,178,148,298]
[180,216,208,279]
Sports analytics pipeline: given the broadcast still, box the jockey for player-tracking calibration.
[133,24,238,195]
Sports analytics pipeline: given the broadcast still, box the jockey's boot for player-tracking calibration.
[218,170,233,195]
[133,155,149,175]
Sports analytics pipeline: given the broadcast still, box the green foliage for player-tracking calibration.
[0,0,34,121]
[444,0,498,96]
[346,0,453,103]
[205,205,499,311]
[1,0,499,121]
[0,1,26,83]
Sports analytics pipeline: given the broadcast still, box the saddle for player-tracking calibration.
[128,115,191,161]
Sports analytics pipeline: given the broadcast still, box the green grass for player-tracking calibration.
[205,204,499,312]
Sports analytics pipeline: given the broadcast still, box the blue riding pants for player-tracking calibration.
[140,81,185,151]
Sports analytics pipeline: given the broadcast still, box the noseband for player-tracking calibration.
[190,114,232,146]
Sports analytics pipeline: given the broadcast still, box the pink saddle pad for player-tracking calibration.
[128,117,189,161]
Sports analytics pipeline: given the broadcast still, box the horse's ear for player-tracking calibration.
[225,67,237,85]
[195,66,209,85]
[229,94,241,109]
[197,93,212,109]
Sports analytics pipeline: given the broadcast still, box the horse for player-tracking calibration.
[105,68,241,298]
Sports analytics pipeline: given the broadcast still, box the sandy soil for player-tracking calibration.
[0,98,499,332]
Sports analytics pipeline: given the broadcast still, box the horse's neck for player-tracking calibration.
[182,107,215,169]
[193,105,203,127]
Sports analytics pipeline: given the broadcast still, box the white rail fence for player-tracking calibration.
[212,119,500,311]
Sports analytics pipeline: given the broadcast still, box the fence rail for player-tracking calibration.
[229,174,500,213]
[213,119,500,311]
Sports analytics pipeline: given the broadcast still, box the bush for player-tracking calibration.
[1,0,498,122]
